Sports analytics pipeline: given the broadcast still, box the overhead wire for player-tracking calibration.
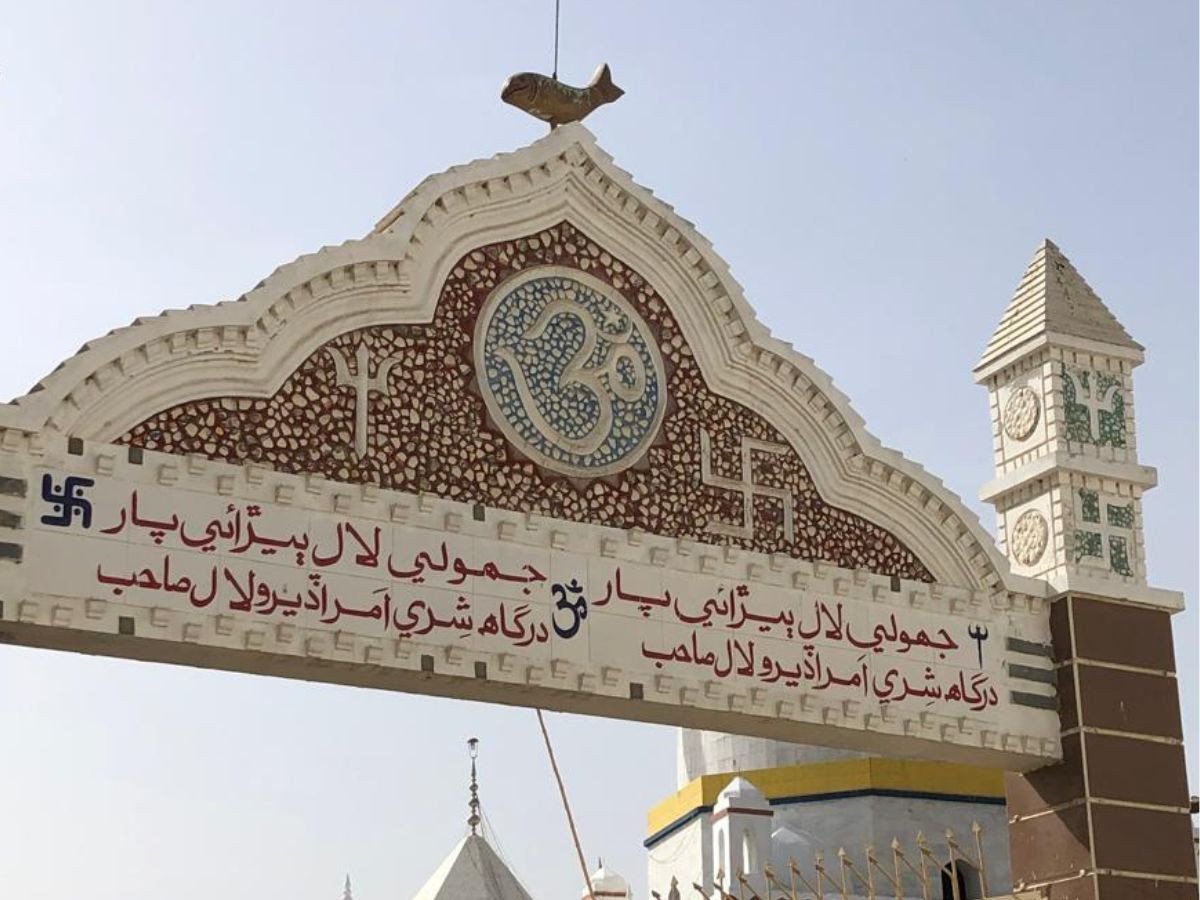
[552,0,561,80]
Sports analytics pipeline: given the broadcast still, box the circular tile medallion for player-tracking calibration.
[1003,386,1041,442]
[1010,509,1050,566]
[475,267,667,478]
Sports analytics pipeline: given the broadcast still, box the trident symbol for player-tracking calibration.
[967,624,989,668]
[326,343,402,459]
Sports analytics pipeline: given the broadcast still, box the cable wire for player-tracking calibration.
[552,0,561,79]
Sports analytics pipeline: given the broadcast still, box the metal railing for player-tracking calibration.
[651,822,1023,900]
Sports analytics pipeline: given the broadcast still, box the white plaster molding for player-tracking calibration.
[1043,575,1185,613]
[0,125,1029,595]
[0,434,1062,770]
[980,453,1158,504]
[974,331,1144,383]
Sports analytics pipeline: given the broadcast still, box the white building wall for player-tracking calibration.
[649,791,1010,899]
[647,817,709,899]
[769,796,1010,897]
[668,732,1012,897]
[677,730,861,787]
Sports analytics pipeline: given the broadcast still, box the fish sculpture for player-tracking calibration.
[500,63,624,128]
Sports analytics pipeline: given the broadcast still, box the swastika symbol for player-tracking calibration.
[699,429,794,544]
[40,474,95,529]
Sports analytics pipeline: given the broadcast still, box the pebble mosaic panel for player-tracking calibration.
[475,268,666,477]
[1062,366,1125,447]
[120,222,932,580]
[1105,500,1135,576]
[1073,487,1134,577]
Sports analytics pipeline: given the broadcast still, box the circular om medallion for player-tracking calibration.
[1003,386,1041,442]
[475,267,667,478]
[1010,509,1049,567]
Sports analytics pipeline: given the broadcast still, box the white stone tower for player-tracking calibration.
[710,777,773,889]
[974,239,1158,597]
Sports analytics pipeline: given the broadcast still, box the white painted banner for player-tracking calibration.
[0,443,1060,770]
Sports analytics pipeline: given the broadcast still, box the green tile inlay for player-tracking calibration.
[1074,489,1135,575]
[1062,365,1126,447]
[1096,373,1125,446]
[1073,529,1103,562]
[1106,501,1134,529]
[1079,488,1101,524]
[1109,536,1133,576]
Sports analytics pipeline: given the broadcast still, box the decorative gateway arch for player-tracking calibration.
[0,126,1193,897]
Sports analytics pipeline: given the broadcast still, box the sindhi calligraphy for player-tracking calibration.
[39,473,999,713]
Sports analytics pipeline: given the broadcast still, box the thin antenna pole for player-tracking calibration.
[467,737,482,836]
[536,709,595,898]
[552,0,561,79]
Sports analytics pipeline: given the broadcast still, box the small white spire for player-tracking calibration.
[468,737,482,836]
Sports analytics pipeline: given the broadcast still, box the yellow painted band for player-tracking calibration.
[647,758,1005,839]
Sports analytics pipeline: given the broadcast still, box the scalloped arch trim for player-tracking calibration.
[0,125,1028,595]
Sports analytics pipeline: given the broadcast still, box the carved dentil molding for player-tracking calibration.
[0,126,1036,597]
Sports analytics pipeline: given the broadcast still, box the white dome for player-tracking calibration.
[584,860,631,898]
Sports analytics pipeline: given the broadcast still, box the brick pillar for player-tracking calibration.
[1006,594,1197,898]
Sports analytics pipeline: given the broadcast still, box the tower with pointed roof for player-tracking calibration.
[710,776,772,890]
[974,239,1161,600]
[978,240,1193,897]
[410,739,536,900]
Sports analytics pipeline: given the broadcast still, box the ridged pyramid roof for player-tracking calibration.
[412,834,534,900]
[976,239,1142,373]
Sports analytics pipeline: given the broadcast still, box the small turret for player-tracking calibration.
[411,738,536,900]
[975,239,1162,601]
[583,859,632,898]
[711,777,773,888]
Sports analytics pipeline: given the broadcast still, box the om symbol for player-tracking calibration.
[476,268,666,477]
[551,578,587,640]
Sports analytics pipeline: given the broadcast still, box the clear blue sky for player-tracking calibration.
[0,3,1195,899]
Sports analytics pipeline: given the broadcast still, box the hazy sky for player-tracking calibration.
[0,3,1195,899]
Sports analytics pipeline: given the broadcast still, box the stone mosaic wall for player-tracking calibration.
[1062,365,1126,447]
[1074,487,1134,576]
[120,222,932,581]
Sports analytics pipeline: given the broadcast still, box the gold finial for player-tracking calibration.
[467,737,481,835]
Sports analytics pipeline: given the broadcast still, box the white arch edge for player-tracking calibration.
[0,125,1043,599]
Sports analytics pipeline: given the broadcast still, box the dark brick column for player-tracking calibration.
[1006,594,1197,899]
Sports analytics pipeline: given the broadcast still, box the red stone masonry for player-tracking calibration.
[121,222,933,581]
